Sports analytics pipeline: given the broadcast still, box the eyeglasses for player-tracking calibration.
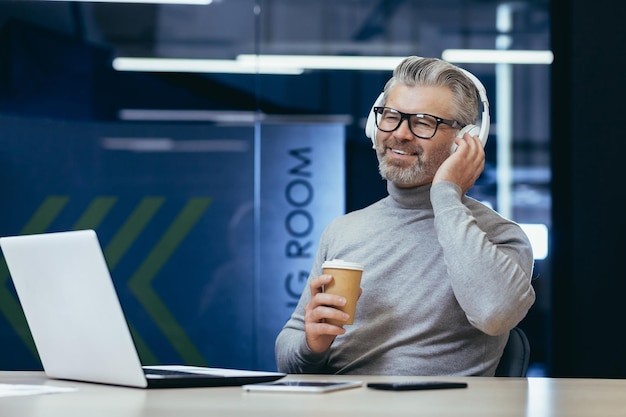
[373,107,461,139]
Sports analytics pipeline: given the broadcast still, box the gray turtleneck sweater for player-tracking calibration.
[274,181,535,376]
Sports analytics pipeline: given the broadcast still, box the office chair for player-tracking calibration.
[494,327,530,377]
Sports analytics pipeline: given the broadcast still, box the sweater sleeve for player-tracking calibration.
[274,298,333,374]
[274,286,334,373]
[430,181,536,336]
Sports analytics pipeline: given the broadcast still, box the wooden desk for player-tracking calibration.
[1,372,625,416]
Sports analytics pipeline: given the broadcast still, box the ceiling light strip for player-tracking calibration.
[45,0,213,4]
[113,51,554,75]
[112,57,303,75]
[442,49,554,64]
[237,54,405,71]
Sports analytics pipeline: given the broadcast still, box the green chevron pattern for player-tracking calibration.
[127,197,212,366]
[1,195,211,367]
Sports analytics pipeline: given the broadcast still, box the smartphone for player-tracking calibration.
[367,381,468,391]
[243,380,363,393]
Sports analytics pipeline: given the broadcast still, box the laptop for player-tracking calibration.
[0,229,286,389]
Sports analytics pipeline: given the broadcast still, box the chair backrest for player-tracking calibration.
[494,327,530,377]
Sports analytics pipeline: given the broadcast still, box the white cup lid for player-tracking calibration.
[321,259,364,271]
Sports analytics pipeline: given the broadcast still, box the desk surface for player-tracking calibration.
[1,372,625,417]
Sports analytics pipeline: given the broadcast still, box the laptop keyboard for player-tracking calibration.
[144,368,224,379]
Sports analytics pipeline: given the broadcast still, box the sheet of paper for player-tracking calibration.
[0,384,77,398]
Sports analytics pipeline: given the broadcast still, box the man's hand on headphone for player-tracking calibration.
[433,133,485,193]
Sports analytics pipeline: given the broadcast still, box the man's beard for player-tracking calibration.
[376,140,451,186]
[378,154,428,185]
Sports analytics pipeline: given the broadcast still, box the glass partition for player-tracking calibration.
[0,0,550,374]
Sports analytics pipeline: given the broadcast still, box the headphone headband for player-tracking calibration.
[458,68,490,145]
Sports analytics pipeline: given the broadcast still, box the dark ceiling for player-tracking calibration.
[0,0,550,60]
[0,0,551,126]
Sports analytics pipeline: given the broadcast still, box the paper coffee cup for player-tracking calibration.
[322,259,364,325]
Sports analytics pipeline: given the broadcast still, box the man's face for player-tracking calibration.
[375,84,458,188]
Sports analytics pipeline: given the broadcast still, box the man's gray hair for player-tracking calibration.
[382,56,480,126]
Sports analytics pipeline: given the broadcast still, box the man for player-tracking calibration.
[274,56,535,376]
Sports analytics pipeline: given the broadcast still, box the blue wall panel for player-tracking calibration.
[0,114,345,372]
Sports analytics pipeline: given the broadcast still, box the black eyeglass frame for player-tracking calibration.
[373,106,462,139]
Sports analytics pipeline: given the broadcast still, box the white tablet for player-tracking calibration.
[242,380,363,393]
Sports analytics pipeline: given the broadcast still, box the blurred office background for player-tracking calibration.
[0,0,623,378]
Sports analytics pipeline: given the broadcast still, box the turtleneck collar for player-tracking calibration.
[386,181,433,210]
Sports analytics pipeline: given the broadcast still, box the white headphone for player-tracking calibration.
[365,66,490,150]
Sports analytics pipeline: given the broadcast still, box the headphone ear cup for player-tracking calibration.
[457,124,480,138]
[451,124,480,153]
[365,93,385,148]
